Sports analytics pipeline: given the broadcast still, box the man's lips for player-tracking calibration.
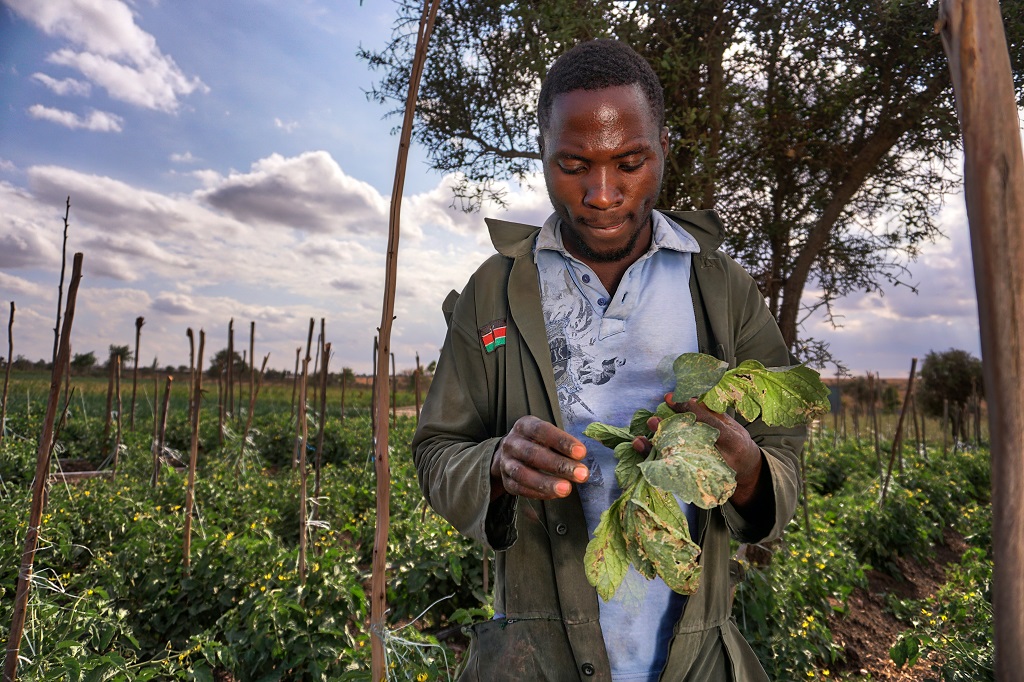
[581,219,628,230]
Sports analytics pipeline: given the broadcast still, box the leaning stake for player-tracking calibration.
[370,0,441,677]
[3,252,83,682]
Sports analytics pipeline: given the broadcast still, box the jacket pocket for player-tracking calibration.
[459,616,580,681]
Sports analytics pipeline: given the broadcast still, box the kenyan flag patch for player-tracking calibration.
[479,319,507,353]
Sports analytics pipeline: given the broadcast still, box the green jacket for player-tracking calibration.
[412,210,804,681]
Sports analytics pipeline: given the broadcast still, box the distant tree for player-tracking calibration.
[362,0,1024,357]
[881,384,901,414]
[106,345,132,368]
[207,348,248,379]
[426,360,437,375]
[917,349,983,441]
[843,375,874,412]
[71,351,97,371]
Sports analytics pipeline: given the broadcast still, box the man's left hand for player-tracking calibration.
[632,394,766,509]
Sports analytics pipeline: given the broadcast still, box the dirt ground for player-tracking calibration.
[828,528,969,680]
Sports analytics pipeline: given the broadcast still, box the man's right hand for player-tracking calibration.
[490,415,589,501]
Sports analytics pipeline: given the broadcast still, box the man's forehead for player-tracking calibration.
[545,84,660,138]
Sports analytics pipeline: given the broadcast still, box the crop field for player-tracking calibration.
[0,371,994,681]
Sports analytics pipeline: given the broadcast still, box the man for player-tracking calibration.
[413,39,803,681]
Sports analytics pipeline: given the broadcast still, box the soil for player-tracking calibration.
[828,528,969,680]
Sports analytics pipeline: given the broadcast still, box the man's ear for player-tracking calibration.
[660,126,669,156]
[537,133,545,157]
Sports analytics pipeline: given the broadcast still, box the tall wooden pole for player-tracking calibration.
[4,253,82,682]
[183,331,205,576]
[129,316,144,430]
[1,302,14,446]
[938,2,1024,673]
[370,1,441,677]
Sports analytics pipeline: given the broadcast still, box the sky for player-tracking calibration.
[0,0,992,379]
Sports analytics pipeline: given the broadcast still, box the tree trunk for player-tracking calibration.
[938,2,1024,670]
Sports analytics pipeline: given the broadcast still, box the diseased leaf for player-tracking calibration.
[671,353,729,402]
[701,359,831,427]
[630,495,702,595]
[585,498,630,601]
[583,351,829,600]
[641,413,735,509]
[583,421,634,449]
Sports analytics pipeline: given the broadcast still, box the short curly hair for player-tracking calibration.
[538,39,665,134]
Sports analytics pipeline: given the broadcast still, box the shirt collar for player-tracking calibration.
[534,210,700,260]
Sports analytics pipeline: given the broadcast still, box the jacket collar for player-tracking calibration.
[485,208,726,259]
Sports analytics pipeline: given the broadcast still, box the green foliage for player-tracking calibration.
[362,0,1024,345]
[583,353,827,600]
[890,547,993,681]
[71,351,97,371]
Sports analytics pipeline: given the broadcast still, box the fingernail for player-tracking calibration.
[574,465,588,482]
[556,481,572,496]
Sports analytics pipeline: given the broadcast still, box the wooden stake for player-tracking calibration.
[113,357,122,474]
[3,252,82,682]
[880,358,918,508]
[237,353,269,475]
[129,316,144,431]
[414,352,422,420]
[291,346,300,418]
[312,343,330,550]
[183,331,205,576]
[187,328,195,424]
[153,376,173,487]
[100,358,114,459]
[248,321,255,421]
[227,318,235,420]
[2,302,15,446]
[50,198,70,366]
[297,357,310,585]
[370,1,441,676]
[938,2,1024,669]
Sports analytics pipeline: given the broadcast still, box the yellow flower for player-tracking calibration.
[225,532,235,542]
[823,670,830,677]
[417,674,428,682]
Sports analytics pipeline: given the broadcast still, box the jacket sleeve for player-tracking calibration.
[718,257,805,545]
[411,280,518,551]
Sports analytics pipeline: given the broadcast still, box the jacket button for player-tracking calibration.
[555,523,568,535]
[581,663,595,676]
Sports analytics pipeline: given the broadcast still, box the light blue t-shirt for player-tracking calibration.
[535,211,702,682]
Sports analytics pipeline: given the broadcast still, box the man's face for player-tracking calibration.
[541,84,668,264]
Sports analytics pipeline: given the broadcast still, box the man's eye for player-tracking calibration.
[560,164,585,174]
[620,160,645,172]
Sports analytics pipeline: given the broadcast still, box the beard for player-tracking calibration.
[558,214,649,263]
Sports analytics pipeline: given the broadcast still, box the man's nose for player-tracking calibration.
[583,168,623,209]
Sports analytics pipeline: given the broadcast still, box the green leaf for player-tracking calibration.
[640,413,735,509]
[701,360,830,427]
[629,408,655,437]
[582,422,634,449]
[613,441,645,489]
[655,402,676,420]
[448,555,463,585]
[584,499,630,601]
[671,353,729,402]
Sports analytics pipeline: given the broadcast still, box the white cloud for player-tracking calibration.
[31,72,92,96]
[170,151,197,164]
[274,117,299,133]
[27,104,124,132]
[196,151,392,236]
[0,159,16,173]
[5,0,207,112]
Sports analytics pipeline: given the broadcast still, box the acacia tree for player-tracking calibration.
[917,348,984,440]
[361,0,1024,356]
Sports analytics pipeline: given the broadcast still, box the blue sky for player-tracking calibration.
[0,0,987,378]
